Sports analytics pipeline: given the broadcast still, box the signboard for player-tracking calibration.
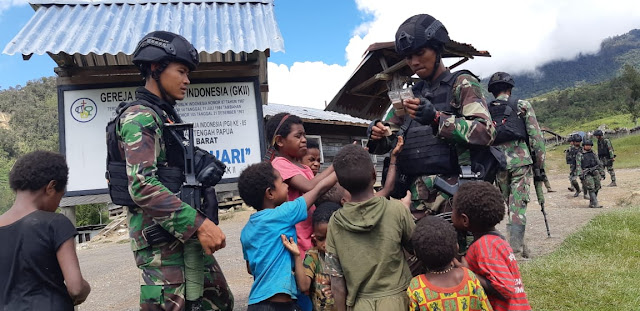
[60,80,264,195]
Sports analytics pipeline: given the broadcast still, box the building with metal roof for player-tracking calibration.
[263,103,370,127]
[5,0,285,211]
[325,40,490,120]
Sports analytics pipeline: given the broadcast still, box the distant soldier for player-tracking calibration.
[565,134,587,198]
[593,130,616,186]
[576,139,604,208]
[487,72,545,258]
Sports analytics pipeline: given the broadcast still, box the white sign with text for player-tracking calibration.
[62,82,261,193]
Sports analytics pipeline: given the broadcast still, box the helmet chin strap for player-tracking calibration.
[426,52,441,82]
[151,64,176,105]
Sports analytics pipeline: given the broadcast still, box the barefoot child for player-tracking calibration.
[0,151,91,310]
[451,181,531,311]
[407,216,492,311]
[239,162,336,311]
[283,202,342,311]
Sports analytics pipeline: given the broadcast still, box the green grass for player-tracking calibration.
[552,114,638,136]
[521,206,640,310]
[544,133,640,173]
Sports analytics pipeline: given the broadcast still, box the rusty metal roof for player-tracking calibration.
[325,40,490,120]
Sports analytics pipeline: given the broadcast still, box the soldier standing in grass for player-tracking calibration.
[486,72,545,258]
[576,139,604,208]
[593,130,617,187]
[106,31,233,310]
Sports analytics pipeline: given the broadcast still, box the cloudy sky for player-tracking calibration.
[1,0,640,109]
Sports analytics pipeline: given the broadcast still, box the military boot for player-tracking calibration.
[589,192,602,208]
[573,188,580,197]
[509,224,526,258]
[568,186,575,192]
[583,187,589,200]
[608,181,617,187]
[186,298,203,311]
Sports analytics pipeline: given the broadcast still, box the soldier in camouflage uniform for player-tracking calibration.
[594,130,617,187]
[486,72,545,257]
[112,31,233,311]
[367,14,496,219]
[566,134,587,198]
[576,139,604,208]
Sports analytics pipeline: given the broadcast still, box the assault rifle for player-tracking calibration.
[532,165,551,237]
[432,166,479,197]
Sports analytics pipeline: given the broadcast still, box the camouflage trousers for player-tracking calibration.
[134,240,234,311]
[583,172,602,192]
[569,166,586,192]
[599,157,616,182]
[497,165,532,226]
[409,175,454,217]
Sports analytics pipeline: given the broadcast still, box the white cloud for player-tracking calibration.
[0,0,29,12]
[269,0,640,109]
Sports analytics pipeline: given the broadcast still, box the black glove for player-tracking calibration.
[195,148,226,187]
[366,119,383,139]
[413,97,437,126]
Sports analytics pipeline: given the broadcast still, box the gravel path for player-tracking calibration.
[77,168,640,310]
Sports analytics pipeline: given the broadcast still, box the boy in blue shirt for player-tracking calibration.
[239,161,336,311]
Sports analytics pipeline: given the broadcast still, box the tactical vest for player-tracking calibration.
[581,151,599,169]
[488,98,528,145]
[566,146,580,165]
[396,70,471,176]
[105,100,185,207]
[597,139,610,158]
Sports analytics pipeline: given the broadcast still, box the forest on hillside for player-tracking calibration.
[509,29,640,99]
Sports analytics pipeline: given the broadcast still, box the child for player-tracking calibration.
[0,151,91,310]
[302,140,322,175]
[407,216,493,311]
[239,162,336,311]
[283,202,342,311]
[451,181,531,311]
[265,112,336,255]
[324,144,415,310]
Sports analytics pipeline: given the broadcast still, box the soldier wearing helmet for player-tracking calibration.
[486,71,546,258]
[565,133,588,199]
[593,129,616,186]
[576,139,604,208]
[106,31,233,310]
[367,14,496,219]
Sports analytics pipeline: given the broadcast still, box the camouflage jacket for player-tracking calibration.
[492,94,545,170]
[567,145,582,172]
[575,149,602,177]
[597,137,615,159]
[117,87,205,251]
[378,71,495,209]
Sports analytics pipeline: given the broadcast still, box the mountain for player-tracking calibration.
[508,29,640,99]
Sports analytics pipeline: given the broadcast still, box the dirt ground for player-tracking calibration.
[76,168,640,311]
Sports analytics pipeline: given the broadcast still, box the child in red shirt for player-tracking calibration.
[452,181,531,311]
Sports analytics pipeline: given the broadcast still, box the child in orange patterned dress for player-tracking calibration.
[407,216,493,311]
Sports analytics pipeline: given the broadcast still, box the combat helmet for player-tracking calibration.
[583,139,594,146]
[570,133,582,143]
[133,31,199,71]
[395,14,449,81]
[593,129,604,137]
[488,72,515,94]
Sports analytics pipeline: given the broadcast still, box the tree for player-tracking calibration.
[620,64,640,125]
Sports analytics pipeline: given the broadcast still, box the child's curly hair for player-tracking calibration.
[265,113,303,150]
[453,181,505,230]
[10,151,68,192]
[410,216,457,271]
[238,162,276,211]
[312,202,341,226]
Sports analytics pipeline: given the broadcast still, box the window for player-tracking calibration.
[306,135,325,163]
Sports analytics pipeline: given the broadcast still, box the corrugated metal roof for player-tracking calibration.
[30,0,268,4]
[263,103,370,126]
[4,0,284,56]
